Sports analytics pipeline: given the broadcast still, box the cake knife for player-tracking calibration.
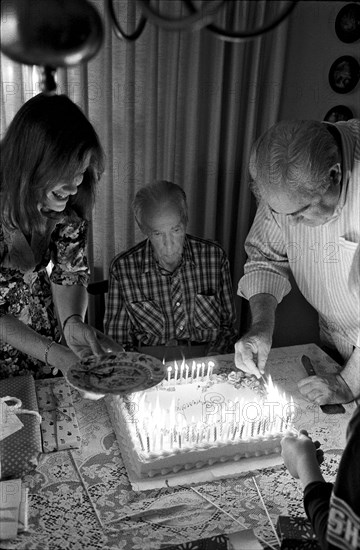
[300,355,345,414]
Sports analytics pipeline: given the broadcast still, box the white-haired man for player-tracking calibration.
[235,119,360,405]
[105,180,237,361]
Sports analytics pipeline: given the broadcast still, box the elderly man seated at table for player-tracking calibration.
[235,118,360,405]
[104,180,237,361]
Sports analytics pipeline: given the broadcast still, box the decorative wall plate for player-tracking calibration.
[65,352,165,395]
[324,105,354,122]
[328,55,360,93]
[335,3,360,43]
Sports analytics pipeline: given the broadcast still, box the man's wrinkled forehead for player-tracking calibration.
[265,187,311,215]
[143,200,181,221]
[141,201,185,235]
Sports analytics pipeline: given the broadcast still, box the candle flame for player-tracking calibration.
[127,361,295,454]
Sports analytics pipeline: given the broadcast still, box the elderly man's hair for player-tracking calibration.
[133,180,188,231]
[249,120,341,200]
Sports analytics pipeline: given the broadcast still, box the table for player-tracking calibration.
[3,344,356,550]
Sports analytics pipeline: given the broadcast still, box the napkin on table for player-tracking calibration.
[0,479,28,541]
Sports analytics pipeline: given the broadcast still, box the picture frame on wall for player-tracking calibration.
[328,55,360,93]
[324,105,354,123]
[335,3,360,43]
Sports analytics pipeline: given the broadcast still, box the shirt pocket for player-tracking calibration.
[127,300,165,337]
[338,236,358,272]
[193,294,220,330]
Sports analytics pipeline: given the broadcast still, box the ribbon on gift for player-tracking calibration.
[0,396,42,423]
[36,379,81,452]
[0,375,42,479]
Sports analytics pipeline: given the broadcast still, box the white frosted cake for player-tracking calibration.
[106,359,294,479]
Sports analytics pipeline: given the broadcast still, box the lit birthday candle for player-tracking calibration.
[206,360,214,381]
[196,422,203,444]
[152,427,157,451]
[196,363,201,379]
[232,425,238,440]
[185,364,189,383]
[226,421,232,441]
[208,361,215,378]
[136,427,145,451]
[180,359,184,382]
[239,423,244,439]
[167,366,172,384]
[169,398,176,448]
[174,361,178,383]
[191,361,196,380]
[213,425,217,442]
[190,416,196,442]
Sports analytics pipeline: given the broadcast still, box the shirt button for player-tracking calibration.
[176,302,181,307]
[179,325,184,330]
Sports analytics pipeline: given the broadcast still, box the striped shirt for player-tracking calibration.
[105,235,237,353]
[238,119,360,360]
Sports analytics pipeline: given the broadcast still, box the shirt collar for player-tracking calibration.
[182,235,196,264]
[141,235,195,274]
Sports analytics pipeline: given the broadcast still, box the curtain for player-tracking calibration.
[0,0,291,332]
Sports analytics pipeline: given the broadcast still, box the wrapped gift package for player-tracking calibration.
[0,479,28,540]
[36,377,81,452]
[277,516,321,549]
[163,529,262,549]
[164,535,229,549]
[0,375,42,480]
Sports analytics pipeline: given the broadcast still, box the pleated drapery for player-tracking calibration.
[0,0,291,331]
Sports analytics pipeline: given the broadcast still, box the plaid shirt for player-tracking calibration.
[104,235,237,354]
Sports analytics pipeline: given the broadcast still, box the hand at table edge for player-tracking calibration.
[281,430,325,489]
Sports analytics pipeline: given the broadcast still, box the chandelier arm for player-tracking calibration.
[136,0,226,32]
[39,66,57,95]
[107,0,147,42]
[185,0,298,43]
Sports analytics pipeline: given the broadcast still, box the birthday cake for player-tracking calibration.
[106,358,294,479]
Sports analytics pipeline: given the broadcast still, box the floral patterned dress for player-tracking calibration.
[0,213,90,378]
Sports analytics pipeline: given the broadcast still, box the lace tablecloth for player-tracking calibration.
[3,344,355,550]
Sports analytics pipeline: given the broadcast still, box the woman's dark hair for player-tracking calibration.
[0,93,104,233]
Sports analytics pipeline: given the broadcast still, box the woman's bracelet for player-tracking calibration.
[62,313,83,332]
[44,340,56,366]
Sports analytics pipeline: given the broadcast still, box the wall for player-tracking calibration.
[279,0,359,122]
[272,0,359,347]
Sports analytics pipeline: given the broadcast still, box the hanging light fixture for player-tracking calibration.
[106,0,147,42]
[0,0,298,89]
[0,0,104,94]
[108,0,298,43]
